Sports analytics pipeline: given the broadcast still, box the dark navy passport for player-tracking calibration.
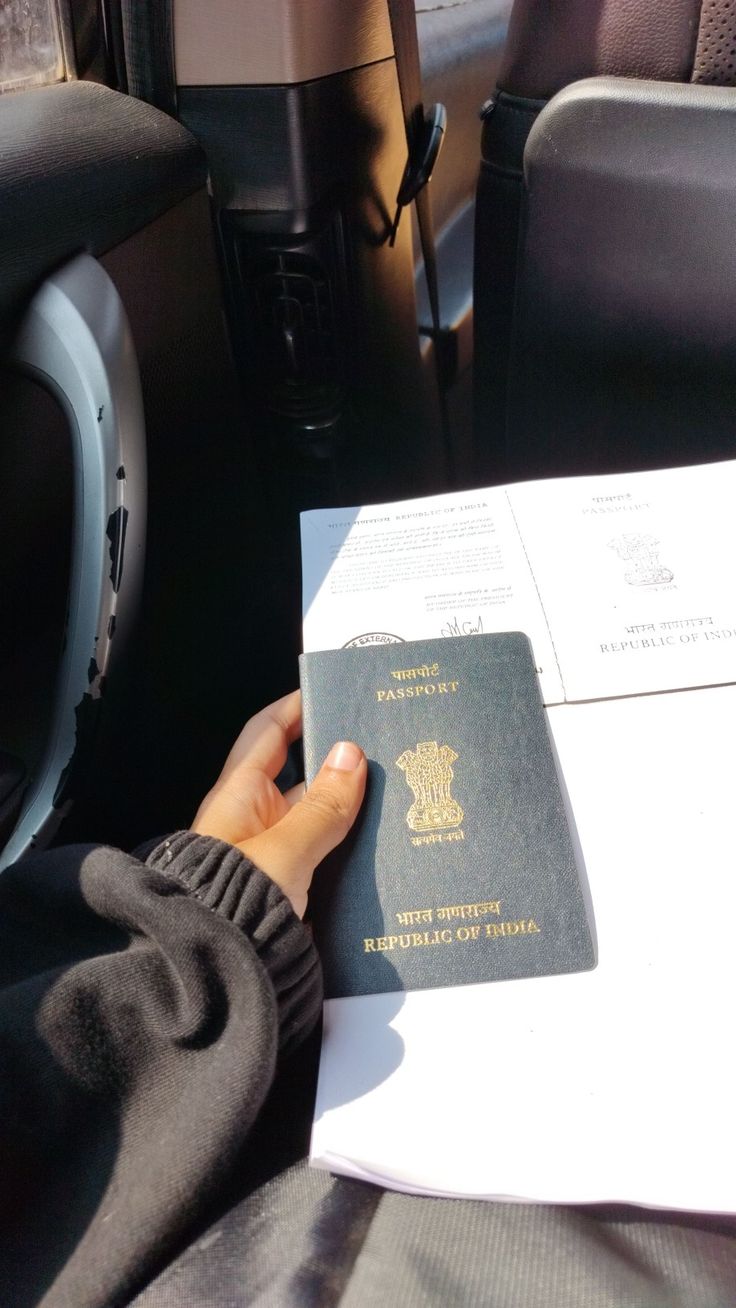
[300,633,595,998]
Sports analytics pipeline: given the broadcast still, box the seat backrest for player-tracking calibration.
[507,76,736,480]
[473,0,736,481]
[498,0,716,100]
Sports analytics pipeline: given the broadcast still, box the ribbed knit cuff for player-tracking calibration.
[141,831,323,1052]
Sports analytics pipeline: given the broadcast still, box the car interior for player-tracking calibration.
[3,0,736,1298]
[1,0,515,862]
[5,0,733,873]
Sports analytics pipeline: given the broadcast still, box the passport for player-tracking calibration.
[300,633,595,998]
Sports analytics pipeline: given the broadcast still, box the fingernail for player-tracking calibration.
[325,741,363,771]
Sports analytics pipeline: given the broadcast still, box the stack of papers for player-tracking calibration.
[300,461,736,1211]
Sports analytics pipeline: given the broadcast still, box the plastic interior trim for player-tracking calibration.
[1,254,146,870]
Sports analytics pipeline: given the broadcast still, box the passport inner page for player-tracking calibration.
[300,486,565,705]
[301,633,594,999]
[301,459,736,707]
[500,460,736,702]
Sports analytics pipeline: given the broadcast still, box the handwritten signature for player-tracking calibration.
[440,614,484,637]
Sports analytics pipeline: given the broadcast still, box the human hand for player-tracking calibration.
[191,690,367,918]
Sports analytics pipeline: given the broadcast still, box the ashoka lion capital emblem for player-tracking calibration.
[608,533,674,586]
[396,741,464,832]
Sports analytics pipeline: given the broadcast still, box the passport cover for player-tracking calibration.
[300,633,595,998]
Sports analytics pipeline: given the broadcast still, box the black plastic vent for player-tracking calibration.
[252,250,344,428]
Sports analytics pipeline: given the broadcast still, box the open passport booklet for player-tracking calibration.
[299,459,736,1213]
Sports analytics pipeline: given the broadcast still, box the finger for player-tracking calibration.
[220,690,302,782]
[284,781,305,807]
[239,741,367,917]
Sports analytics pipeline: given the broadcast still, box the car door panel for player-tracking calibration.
[0,77,264,855]
[1,253,146,869]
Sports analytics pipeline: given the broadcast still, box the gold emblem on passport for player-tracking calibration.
[396,741,464,832]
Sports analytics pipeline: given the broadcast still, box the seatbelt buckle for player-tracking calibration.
[389,102,447,246]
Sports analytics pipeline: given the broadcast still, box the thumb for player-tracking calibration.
[238,741,367,918]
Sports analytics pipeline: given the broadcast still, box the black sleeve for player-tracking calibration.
[0,832,322,1308]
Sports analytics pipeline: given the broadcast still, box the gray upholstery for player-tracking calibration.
[0,82,205,333]
[133,1156,736,1306]
[504,77,736,478]
[474,0,736,480]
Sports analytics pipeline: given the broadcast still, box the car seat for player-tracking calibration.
[473,0,736,482]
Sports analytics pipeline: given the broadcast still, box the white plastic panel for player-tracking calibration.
[1,254,146,869]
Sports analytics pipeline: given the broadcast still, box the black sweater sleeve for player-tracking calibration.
[0,833,322,1308]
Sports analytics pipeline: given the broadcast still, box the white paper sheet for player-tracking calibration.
[302,461,736,1209]
[311,685,736,1211]
[301,487,565,704]
[507,460,736,702]
[301,460,736,705]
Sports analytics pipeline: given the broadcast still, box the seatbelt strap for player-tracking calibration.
[386,0,453,478]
